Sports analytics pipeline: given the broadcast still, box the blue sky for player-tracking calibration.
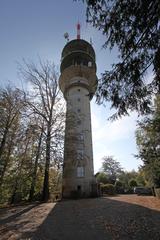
[0,0,143,172]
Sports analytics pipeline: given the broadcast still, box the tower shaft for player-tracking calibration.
[63,84,94,197]
[59,39,97,198]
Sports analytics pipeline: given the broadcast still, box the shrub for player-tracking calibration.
[115,181,122,187]
[129,179,138,188]
[115,181,124,194]
[101,184,115,195]
[96,172,109,184]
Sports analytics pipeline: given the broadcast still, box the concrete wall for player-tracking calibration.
[62,83,95,198]
[59,39,98,198]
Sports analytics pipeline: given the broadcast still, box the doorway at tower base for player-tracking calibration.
[62,181,100,199]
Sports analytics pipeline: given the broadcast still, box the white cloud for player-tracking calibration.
[91,103,139,172]
[92,110,137,142]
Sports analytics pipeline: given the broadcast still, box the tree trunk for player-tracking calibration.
[29,130,43,201]
[42,123,51,201]
[10,138,30,204]
[0,142,12,186]
[0,127,8,160]
[10,179,18,204]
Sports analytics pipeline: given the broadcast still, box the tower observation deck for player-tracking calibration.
[59,37,98,198]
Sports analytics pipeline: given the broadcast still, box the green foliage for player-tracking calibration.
[0,66,64,205]
[129,179,138,188]
[101,183,115,195]
[49,168,62,200]
[135,170,146,186]
[102,156,123,184]
[96,172,108,184]
[136,96,160,187]
[115,180,124,194]
[115,181,123,188]
[97,169,142,194]
[118,170,146,191]
[83,0,160,119]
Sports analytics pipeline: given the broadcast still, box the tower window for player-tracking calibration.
[77,98,80,102]
[77,167,85,177]
[78,133,84,141]
[78,89,80,92]
[77,109,81,113]
[77,149,84,160]
[88,61,92,67]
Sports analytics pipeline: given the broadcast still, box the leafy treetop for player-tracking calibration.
[82,0,160,119]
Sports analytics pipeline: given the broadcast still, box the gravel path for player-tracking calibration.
[0,195,160,240]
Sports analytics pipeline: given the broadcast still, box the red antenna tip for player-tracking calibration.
[77,22,80,39]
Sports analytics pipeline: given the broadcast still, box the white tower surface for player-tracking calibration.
[59,32,98,198]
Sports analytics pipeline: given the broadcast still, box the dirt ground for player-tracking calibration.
[0,195,160,240]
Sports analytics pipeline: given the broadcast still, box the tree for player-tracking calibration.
[118,170,138,189]
[136,169,146,186]
[28,117,44,201]
[0,86,25,186]
[102,156,123,184]
[20,60,65,201]
[0,62,65,205]
[136,95,160,187]
[96,172,109,184]
[49,167,62,200]
[82,0,160,119]
[115,180,124,194]
[9,124,33,204]
[129,179,138,188]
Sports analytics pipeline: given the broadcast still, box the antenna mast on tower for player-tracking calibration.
[77,22,81,39]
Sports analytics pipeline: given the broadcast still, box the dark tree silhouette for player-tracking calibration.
[81,0,160,119]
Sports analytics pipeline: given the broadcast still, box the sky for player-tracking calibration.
[0,0,143,172]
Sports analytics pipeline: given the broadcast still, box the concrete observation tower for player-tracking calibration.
[59,24,98,198]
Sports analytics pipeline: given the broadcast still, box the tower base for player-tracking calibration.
[62,180,99,199]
